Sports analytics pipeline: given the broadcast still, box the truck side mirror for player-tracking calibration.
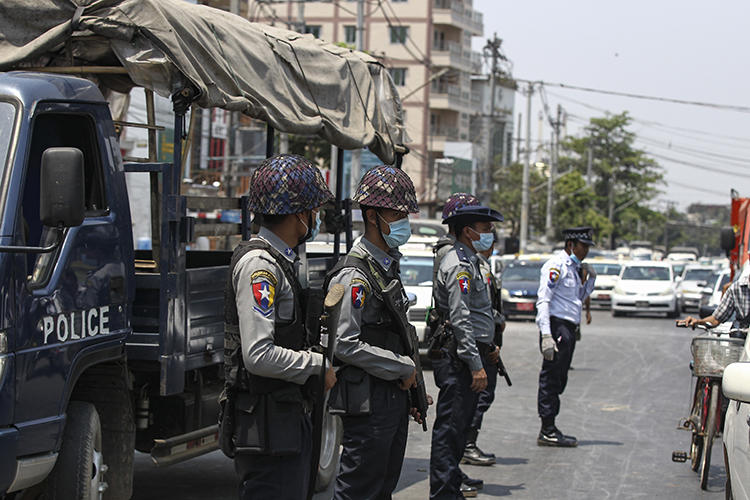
[720,227,735,257]
[40,147,85,228]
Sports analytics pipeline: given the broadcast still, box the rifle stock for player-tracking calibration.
[382,280,430,432]
[308,283,346,499]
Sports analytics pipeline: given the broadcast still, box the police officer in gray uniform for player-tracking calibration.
[327,165,422,500]
[429,202,503,499]
[221,154,337,500]
[535,226,596,447]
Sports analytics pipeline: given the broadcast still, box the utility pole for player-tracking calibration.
[586,147,593,186]
[544,104,562,241]
[608,169,615,249]
[280,0,306,155]
[350,0,364,194]
[520,81,533,253]
[515,112,522,163]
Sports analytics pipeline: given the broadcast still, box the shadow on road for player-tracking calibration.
[494,456,529,466]
[576,439,624,447]
[394,457,430,492]
[481,482,526,497]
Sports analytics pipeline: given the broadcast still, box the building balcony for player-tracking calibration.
[432,41,473,71]
[430,83,469,112]
[432,0,483,36]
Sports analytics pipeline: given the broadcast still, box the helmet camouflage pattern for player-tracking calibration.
[247,154,334,215]
[441,192,480,222]
[353,165,419,213]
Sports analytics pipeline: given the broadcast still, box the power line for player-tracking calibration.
[644,150,747,177]
[517,79,750,114]
[664,178,729,197]
[634,136,750,167]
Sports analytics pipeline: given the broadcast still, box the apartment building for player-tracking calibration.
[250,0,489,211]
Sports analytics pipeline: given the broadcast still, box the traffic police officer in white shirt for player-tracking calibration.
[535,226,596,447]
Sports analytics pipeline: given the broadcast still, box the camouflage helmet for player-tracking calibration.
[247,154,334,215]
[441,192,480,222]
[353,165,419,213]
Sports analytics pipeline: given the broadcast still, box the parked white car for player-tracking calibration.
[399,248,434,351]
[698,268,731,313]
[722,330,750,499]
[588,259,622,309]
[676,265,716,312]
[611,261,679,317]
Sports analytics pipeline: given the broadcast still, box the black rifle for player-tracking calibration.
[307,283,346,500]
[382,280,430,431]
[496,350,512,387]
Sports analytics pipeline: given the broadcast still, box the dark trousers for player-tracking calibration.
[429,351,478,500]
[469,345,498,436]
[235,413,312,500]
[537,317,577,422]
[333,377,409,500]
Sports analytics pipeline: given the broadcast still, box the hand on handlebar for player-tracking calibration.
[676,317,706,330]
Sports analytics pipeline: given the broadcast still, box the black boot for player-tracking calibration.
[537,426,578,447]
[459,470,484,489]
[461,442,495,465]
[460,483,478,498]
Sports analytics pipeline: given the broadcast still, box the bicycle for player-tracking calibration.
[672,322,745,490]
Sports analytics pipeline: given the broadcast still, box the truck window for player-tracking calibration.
[21,112,108,279]
[0,101,13,174]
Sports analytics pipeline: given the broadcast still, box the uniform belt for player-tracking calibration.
[550,316,578,329]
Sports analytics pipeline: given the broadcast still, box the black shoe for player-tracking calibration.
[460,483,478,498]
[461,443,496,465]
[475,443,496,460]
[537,427,578,447]
[462,476,484,489]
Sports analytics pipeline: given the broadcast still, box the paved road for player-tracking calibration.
[132,310,726,499]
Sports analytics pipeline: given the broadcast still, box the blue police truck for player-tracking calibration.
[0,4,407,497]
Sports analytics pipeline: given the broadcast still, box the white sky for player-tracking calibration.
[472,0,750,210]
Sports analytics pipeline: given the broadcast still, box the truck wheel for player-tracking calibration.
[47,401,108,500]
[315,410,342,492]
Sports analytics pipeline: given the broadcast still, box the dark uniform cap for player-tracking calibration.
[563,226,595,246]
[353,165,419,213]
[441,192,480,222]
[247,154,334,215]
[443,204,504,225]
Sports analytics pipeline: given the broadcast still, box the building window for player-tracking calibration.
[305,25,321,38]
[390,26,409,44]
[390,68,407,86]
[344,25,356,44]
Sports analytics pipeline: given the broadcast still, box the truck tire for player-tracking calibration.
[315,410,342,492]
[47,401,108,500]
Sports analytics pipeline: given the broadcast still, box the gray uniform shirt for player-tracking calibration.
[436,240,494,372]
[328,237,415,381]
[232,227,324,385]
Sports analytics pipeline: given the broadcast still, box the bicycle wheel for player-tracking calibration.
[690,378,706,472]
[699,381,719,490]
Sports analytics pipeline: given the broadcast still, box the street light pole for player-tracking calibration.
[520,81,533,253]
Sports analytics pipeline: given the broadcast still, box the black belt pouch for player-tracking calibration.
[233,386,304,456]
[328,366,371,416]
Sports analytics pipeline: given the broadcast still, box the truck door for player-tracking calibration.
[13,105,132,456]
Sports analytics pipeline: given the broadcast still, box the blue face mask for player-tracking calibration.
[378,213,411,248]
[299,211,321,243]
[470,227,494,252]
[570,253,581,265]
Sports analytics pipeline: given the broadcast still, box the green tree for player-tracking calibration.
[552,170,612,244]
[491,162,547,238]
[560,112,664,247]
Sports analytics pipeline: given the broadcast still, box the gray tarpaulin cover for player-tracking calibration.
[0,0,407,163]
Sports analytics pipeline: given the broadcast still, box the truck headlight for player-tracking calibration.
[501,288,510,300]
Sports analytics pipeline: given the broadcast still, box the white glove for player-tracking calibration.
[541,335,557,361]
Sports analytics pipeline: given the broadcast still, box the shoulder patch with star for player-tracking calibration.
[252,278,275,317]
[548,267,561,288]
[351,282,366,309]
[456,270,471,294]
